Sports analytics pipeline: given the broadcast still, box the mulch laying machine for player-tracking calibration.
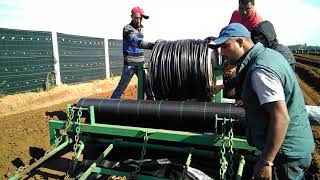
[9,40,259,180]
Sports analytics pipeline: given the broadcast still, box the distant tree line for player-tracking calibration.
[289,44,320,53]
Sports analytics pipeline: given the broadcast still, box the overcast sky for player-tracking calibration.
[0,0,319,46]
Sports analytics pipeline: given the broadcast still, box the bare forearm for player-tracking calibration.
[261,101,290,162]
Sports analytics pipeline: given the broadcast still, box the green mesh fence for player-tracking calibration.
[57,33,106,84]
[108,39,151,76]
[108,39,123,76]
[0,27,54,95]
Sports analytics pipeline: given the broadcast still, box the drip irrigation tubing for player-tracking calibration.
[148,39,218,101]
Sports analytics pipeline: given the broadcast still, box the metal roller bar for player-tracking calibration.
[76,98,244,120]
[76,98,245,132]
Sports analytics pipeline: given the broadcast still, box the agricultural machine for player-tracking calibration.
[9,43,260,180]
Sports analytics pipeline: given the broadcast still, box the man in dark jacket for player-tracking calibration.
[211,21,296,98]
[209,23,314,179]
[111,6,160,99]
[251,20,296,71]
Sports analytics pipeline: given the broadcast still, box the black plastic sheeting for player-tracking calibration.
[76,98,245,132]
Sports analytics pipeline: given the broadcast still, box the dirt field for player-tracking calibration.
[0,76,138,179]
[0,70,320,179]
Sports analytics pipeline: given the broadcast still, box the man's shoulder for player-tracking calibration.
[251,9,262,20]
[124,24,134,30]
[230,10,241,22]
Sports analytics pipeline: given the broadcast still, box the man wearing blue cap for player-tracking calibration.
[209,23,314,179]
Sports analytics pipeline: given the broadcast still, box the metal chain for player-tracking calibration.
[219,118,228,179]
[45,107,74,156]
[228,120,234,179]
[15,165,30,174]
[131,132,148,178]
[72,108,82,157]
[62,107,75,136]
[64,108,83,179]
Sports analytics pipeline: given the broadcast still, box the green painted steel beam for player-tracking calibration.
[92,167,168,180]
[215,64,223,103]
[82,137,219,157]
[9,139,72,180]
[236,156,246,180]
[49,120,255,151]
[79,144,114,180]
[89,105,95,125]
[80,136,259,163]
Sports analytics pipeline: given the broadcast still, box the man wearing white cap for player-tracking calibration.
[209,23,314,179]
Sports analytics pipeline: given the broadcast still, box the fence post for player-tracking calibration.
[104,38,110,78]
[52,31,62,85]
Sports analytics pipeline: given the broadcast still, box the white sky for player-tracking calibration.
[0,0,320,46]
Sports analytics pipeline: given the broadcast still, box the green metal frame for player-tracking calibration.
[46,104,256,179]
[9,139,72,180]
[10,51,251,179]
[49,120,255,151]
[214,64,223,103]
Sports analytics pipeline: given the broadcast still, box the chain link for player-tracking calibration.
[228,120,234,179]
[15,164,30,174]
[65,108,83,179]
[131,132,148,178]
[73,108,82,156]
[219,118,228,179]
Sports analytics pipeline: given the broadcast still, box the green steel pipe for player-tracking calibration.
[49,120,256,151]
[9,138,72,180]
[89,137,260,162]
[214,64,223,103]
[236,155,246,180]
[76,141,85,160]
[79,144,114,180]
[89,106,95,125]
[180,150,193,180]
[185,151,192,167]
[87,137,218,158]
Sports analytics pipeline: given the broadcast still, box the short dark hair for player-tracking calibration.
[239,0,255,5]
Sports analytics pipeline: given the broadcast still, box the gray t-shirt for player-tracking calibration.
[251,69,285,105]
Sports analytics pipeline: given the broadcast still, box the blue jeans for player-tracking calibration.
[111,65,153,99]
[272,154,312,180]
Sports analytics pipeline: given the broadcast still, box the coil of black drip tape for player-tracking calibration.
[148,39,219,101]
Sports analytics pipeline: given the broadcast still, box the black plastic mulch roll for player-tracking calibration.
[76,98,245,132]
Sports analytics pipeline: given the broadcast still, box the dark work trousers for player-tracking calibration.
[272,154,312,180]
[111,64,154,99]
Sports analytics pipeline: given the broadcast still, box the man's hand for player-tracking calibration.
[223,61,237,78]
[253,161,272,180]
[155,39,165,43]
[235,99,243,107]
[204,36,217,43]
[210,84,224,95]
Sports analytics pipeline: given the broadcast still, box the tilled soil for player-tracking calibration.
[0,77,138,179]
[0,75,319,179]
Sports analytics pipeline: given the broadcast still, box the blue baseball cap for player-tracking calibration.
[208,23,251,49]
